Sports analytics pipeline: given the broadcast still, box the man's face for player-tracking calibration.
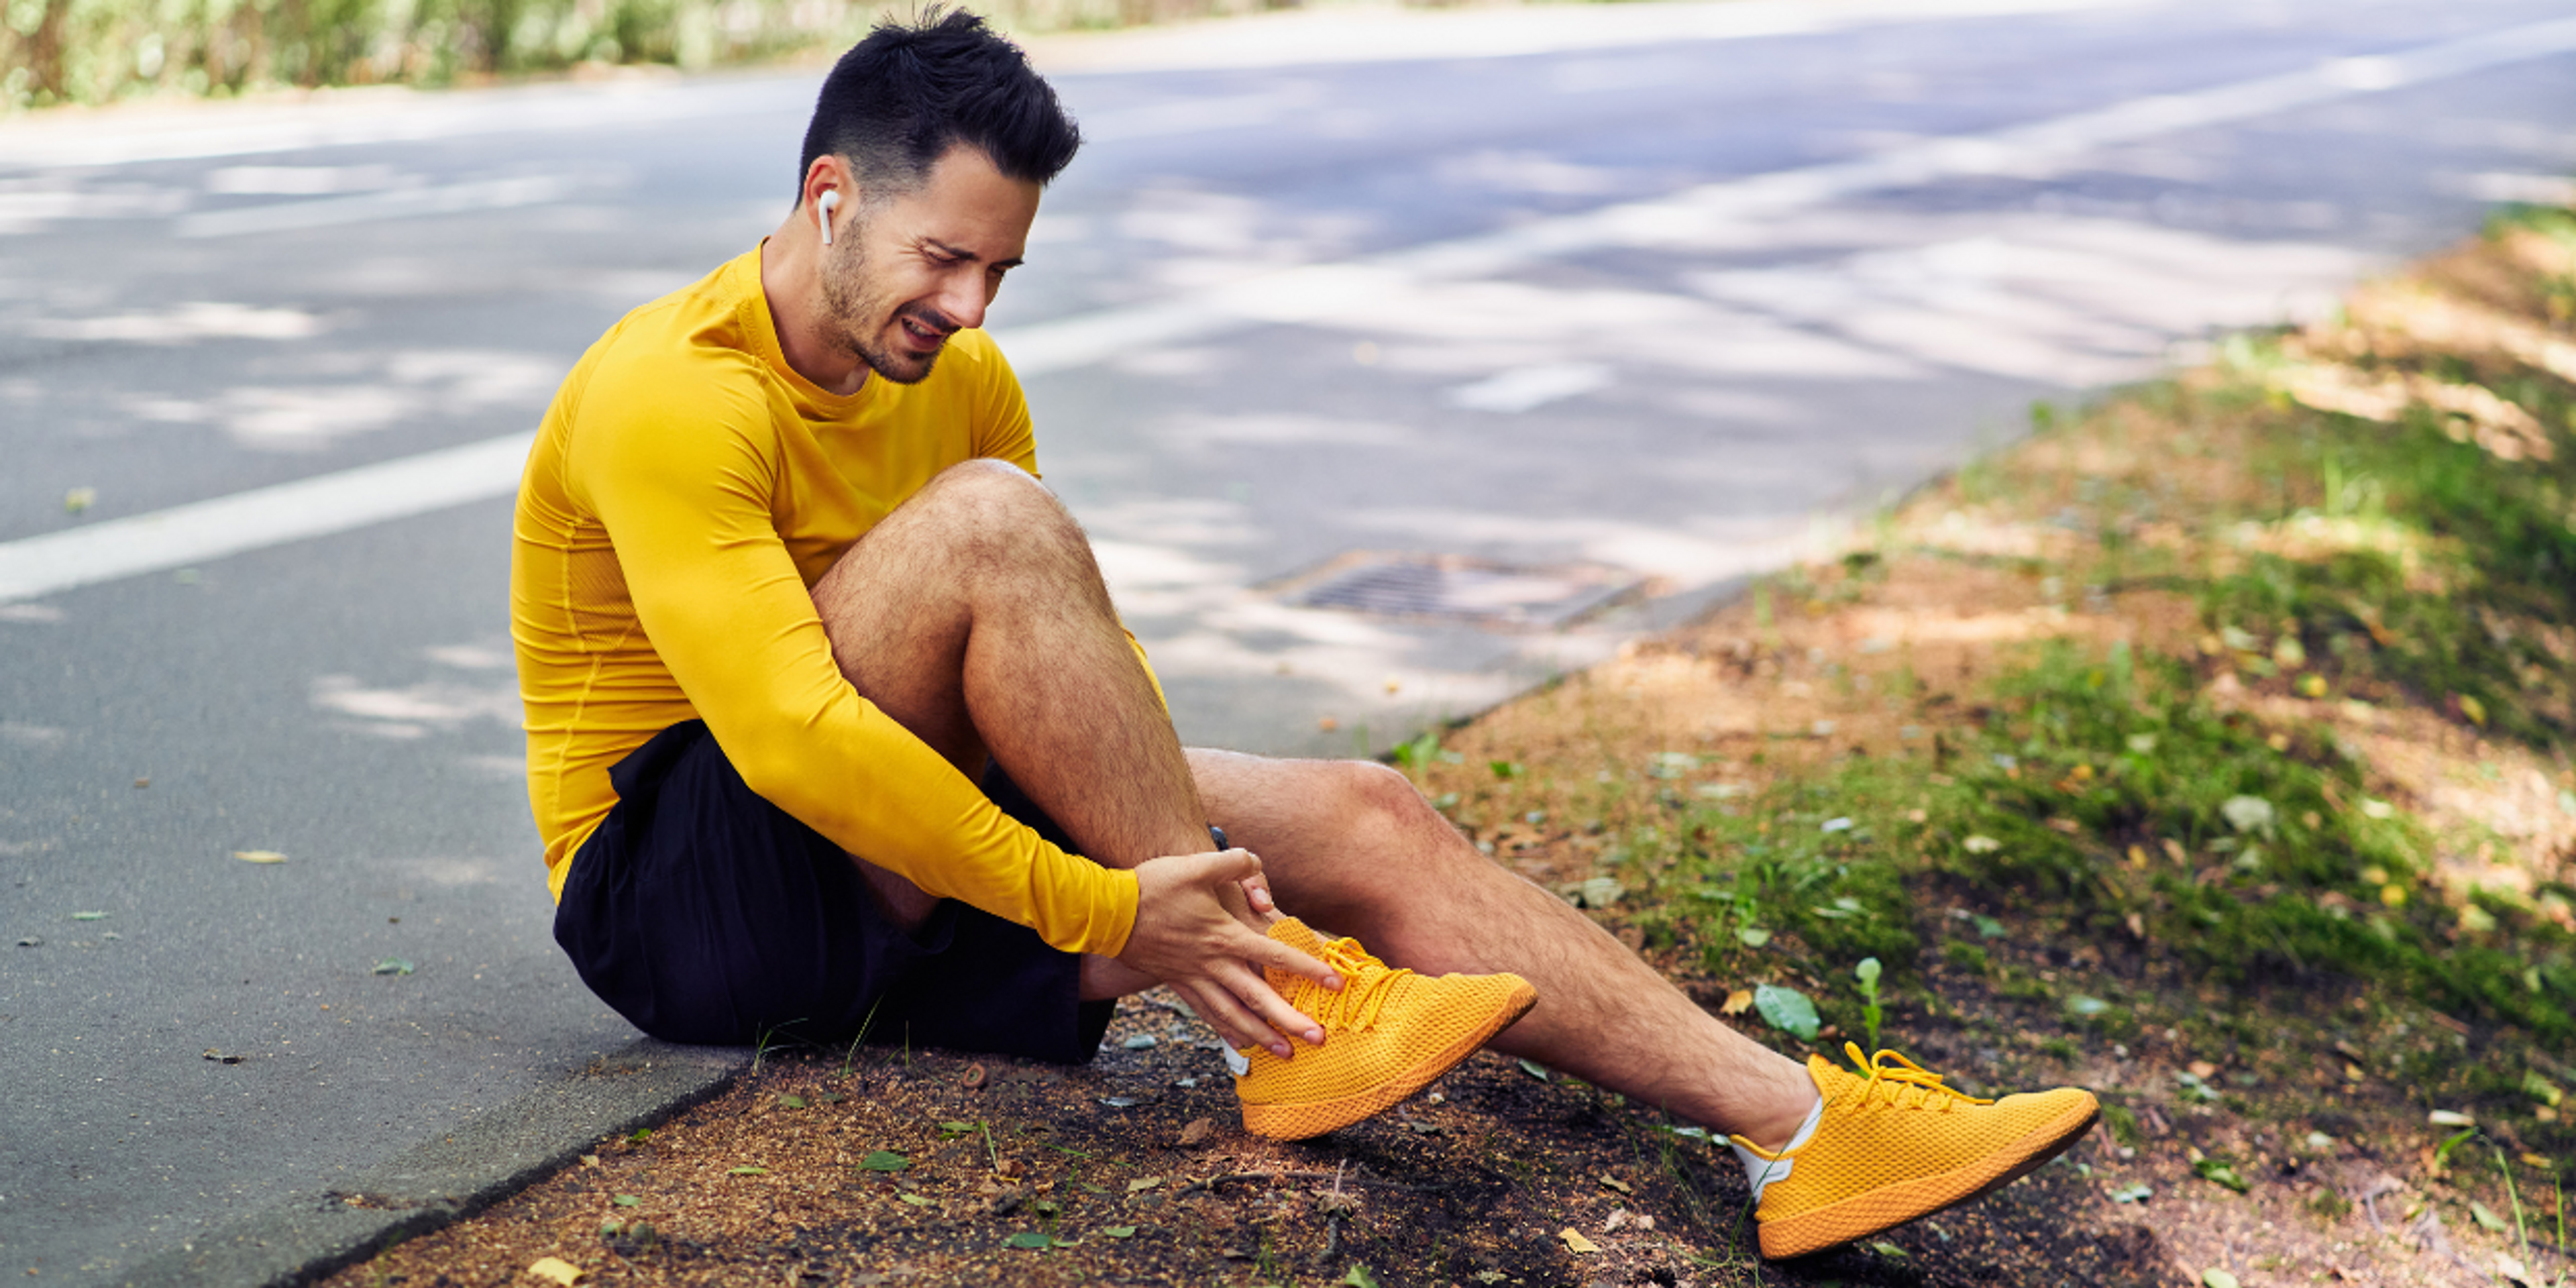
[818,145,1040,385]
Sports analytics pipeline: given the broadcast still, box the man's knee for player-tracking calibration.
[871,460,1091,582]
[910,460,1069,535]
[1324,760,1455,881]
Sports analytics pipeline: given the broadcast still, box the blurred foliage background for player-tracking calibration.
[0,0,1303,111]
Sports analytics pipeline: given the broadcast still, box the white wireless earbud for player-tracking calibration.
[816,190,839,246]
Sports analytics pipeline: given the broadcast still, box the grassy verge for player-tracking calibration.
[1411,198,2576,1281]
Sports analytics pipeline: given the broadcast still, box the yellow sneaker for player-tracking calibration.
[1234,918,1537,1140]
[1731,1043,2099,1258]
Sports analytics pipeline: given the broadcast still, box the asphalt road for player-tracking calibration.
[4,0,2575,1279]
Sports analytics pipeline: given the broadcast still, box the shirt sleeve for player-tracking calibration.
[568,358,1139,957]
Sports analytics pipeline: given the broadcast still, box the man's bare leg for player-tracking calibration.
[1189,749,1820,1148]
[812,460,1208,866]
[808,461,1810,1144]
[806,461,1321,1053]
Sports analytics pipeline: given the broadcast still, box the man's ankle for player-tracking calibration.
[1740,1077,1825,1152]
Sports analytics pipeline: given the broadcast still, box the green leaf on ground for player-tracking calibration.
[2472,1201,2511,1233]
[1518,1058,1552,1081]
[1868,1240,1908,1258]
[727,1165,765,1176]
[1004,1232,1051,1250]
[2525,1071,2564,1106]
[2221,796,2275,834]
[2203,1271,2241,1288]
[1754,984,1821,1041]
[859,1151,910,1173]
[371,958,413,975]
[1102,1226,1137,1239]
[2065,995,2110,1017]
[71,911,106,921]
[611,1195,641,1208]
[2192,1158,2248,1193]
[1342,1267,1383,1288]
[1736,926,1772,947]
[2108,1183,2152,1203]
[775,1095,805,1109]
[896,1193,932,1208]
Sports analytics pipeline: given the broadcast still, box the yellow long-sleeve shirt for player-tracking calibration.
[510,246,1139,958]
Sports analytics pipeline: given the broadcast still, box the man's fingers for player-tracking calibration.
[1214,957,1325,1047]
[1180,979,1289,1057]
[1191,846,1262,881]
[1240,930,1340,992]
[1237,874,1277,916]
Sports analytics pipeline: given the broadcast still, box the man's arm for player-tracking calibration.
[570,369,1140,957]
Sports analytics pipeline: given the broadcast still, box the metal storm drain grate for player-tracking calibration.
[1272,551,1642,630]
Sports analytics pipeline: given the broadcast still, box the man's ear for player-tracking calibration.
[802,156,851,245]
[802,156,855,213]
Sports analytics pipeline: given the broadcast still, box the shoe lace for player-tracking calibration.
[1841,1042,1996,1112]
[1299,936,1406,1032]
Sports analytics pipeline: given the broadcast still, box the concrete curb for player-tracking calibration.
[115,1038,752,1288]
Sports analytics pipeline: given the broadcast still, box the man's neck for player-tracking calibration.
[759,225,871,397]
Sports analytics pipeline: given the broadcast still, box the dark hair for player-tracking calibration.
[797,8,1081,207]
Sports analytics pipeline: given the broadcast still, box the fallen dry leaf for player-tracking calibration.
[233,849,286,864]
[1560,1228,1599,1254]
[527,1254,583,1285]
[1177,1116,1215,1147]
[1719,988,1754,1016]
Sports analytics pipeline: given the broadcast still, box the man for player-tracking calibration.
[511,9,2097,1258]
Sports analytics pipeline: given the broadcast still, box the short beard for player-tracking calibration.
[816,221,950,386]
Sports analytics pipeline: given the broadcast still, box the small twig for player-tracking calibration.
[1322,1161,1350,1259]
[1186,1169,1446,1195]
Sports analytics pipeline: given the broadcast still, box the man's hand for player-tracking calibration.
[1118,849,1340,1058]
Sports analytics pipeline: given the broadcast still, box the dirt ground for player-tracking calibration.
[323,988,2171,1288]
[330,549,2564,1288]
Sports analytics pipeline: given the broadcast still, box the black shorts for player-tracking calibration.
[553,720,1114,1062]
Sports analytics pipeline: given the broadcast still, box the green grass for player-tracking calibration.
[2190,347,2576,748]
[1631,325,2576,1069]
[1662,630,2576,1038]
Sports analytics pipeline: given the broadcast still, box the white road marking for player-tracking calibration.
[175,175,576,237]
[24,302,321,343]
[0,434,533,604]
[4,16,2571,604]
[999,16,2576,370]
